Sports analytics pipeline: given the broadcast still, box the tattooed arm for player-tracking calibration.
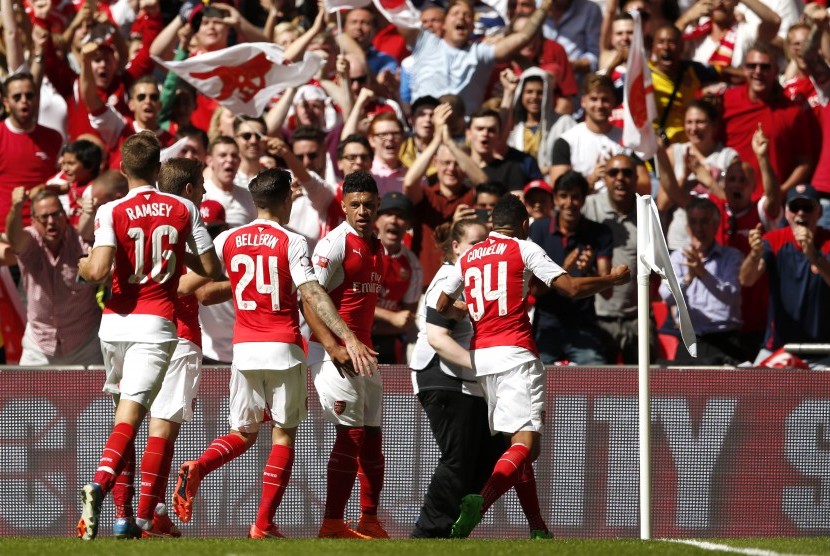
[299,280,377,377]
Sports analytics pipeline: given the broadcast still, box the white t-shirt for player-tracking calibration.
[203,178,256,229]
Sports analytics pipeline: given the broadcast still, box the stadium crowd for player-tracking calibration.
[1,0,830,541]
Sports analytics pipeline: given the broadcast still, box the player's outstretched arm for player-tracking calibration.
[299,280,378,377]
[551,264,631,299]
[78,246,116,283]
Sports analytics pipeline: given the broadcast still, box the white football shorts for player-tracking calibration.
[149,339,202,423]
[480,358,545,434]
[227,363,308,432]
[101,339,177,409]
[308,341,382,427]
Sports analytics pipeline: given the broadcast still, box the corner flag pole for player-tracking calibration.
[636,195,652,541]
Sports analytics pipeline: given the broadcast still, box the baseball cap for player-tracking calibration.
[410,95,440,115]
[786,183,819,206]
[523,179,553,196]
[199,200,226,227]
[377,191,413,219]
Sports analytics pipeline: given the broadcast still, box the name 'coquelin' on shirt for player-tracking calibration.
[465,242,507,262]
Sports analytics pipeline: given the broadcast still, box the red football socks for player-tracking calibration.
[94,422,137,493]
[156,437,176,506]
[198,434,248,475]
[324,427,365,519]
[137,436,173,521]
[357,429,384,516]
[481,443,531,513]
[514,462,547,532]
[111,440,136,518]
[255,444,294,530]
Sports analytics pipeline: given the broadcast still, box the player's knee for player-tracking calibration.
[233,429,258,448]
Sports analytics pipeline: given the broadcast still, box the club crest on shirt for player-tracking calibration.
[333,400,346,415]
[399,267,410,280]
[317,256,329,268]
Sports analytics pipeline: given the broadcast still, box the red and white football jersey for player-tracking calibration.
[175,268,202,348]
[378,244,422,311]
[94,185,213,342]
[443,232,566,363]
[215,220,316,348]
[312,221,385,345]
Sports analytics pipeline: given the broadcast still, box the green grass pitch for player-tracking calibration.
[3,538,830,556]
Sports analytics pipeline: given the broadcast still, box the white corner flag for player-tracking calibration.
[622,10,659,160]
[635,194,696,542]
[638,195,697,357]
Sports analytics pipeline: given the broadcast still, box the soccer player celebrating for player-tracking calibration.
[171,168,377,538]
[76,132,222,541]
[306,171,387,539]
[437,194,630,538]
[108,158,213,539]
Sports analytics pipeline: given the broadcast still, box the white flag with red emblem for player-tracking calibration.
[622,11,658,159]
[325,0,371,12]
[372,0,421,29]
[153,44,322,117]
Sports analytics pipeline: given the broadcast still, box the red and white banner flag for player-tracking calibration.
[372,0,421,29]
[622,11,658,160]
[153,44,322,117]
[325,0,371,12]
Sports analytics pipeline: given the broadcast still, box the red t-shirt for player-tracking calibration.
[94,186,203,322]
[0,121,62,232]
[448,233,565,354]
[219,220,316,347]
[312,222,385,345]
[722,85,820,201]
[378,245,422,311]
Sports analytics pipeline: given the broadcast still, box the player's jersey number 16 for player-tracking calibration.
[127,225,179,285]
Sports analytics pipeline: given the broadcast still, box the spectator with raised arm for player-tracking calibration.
[677,0,780,74]
[150,2,267,132]
[392,0,554,116]
[543,0,602,75]
[5,187,102,366]
[42,3,162,140]
[403,103,487,285]
[80,41,176,170]
[722,42,820,201]
[740,183,830,368]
